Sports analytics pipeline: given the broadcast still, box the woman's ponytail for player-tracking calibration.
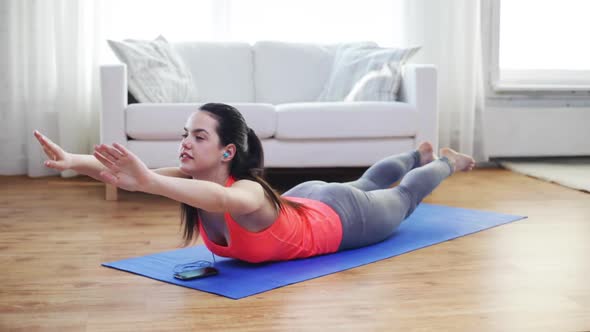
[244,127,264,178]
[237,127,301,213]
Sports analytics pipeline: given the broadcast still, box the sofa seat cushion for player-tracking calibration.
[126,103,276,140]
[263,138,415,167]
[274,102,417,139]
[128,137,416,169]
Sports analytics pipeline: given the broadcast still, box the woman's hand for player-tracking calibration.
[33,130,74,171]
[93,143,153,192]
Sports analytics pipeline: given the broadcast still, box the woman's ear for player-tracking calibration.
[222,144,237,160]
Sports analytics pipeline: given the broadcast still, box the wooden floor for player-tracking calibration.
[1,169,589,331]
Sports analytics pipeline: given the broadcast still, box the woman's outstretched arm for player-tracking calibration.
[94,143,266,215]
[34,130,190,180]
[34,130,106,181]
[146,175,266,215]
[152,167,192,179]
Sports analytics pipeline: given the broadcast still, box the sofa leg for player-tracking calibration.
[105,184,118,201]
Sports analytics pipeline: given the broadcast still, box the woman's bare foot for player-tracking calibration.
[417,141,436,166]
[439,147,476,172]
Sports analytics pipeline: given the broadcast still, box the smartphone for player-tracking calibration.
[174,267,218,280]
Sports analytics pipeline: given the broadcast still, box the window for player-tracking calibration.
[491,0,590,91]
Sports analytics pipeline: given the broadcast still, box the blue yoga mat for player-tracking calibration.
[102,203,525,299]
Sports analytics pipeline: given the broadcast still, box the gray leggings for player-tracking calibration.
[282,151,453,251]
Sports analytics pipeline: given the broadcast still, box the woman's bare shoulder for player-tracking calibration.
[232,178,263,188]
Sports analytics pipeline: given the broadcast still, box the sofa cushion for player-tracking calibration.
[172,42,255,102]
[344,63,403,102]
[253,41,335,104]
[126,103,276,140]
[318,45,420,102]
[275,102,417,139]
[107,36,199,103]
[263,138,416,167]
[128,138,417,169]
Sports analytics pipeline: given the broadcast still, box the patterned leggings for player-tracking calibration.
[282,151,454,251]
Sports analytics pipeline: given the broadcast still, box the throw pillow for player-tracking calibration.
[318,44,420,102]
[344,62,402,102]
[107,36,199,103]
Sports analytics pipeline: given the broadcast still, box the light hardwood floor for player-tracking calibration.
[1,169,589,331]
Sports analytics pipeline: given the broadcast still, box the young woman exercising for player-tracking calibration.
[34,103,475,263]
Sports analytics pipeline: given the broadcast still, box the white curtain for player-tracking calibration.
[403,0,487,161]
[0,0,102,176]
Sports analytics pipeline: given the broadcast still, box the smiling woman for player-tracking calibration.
[34,102,475,264]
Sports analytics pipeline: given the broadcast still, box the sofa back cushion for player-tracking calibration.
[172,42,255,102]
[107,36,199,103]
[318,45,420,102]
[253,41,337,104]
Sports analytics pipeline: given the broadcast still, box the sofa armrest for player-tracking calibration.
[100,64,128,145]
[399,64,438,151]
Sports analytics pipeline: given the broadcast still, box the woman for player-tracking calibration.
[34,103,475,263]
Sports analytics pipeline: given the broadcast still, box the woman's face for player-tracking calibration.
[178,111,228,177]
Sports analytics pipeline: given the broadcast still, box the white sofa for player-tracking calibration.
[100,41,438,199]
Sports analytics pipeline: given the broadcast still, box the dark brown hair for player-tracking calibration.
[180,103,303,245]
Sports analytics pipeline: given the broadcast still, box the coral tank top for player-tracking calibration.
[199,177,343,263]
